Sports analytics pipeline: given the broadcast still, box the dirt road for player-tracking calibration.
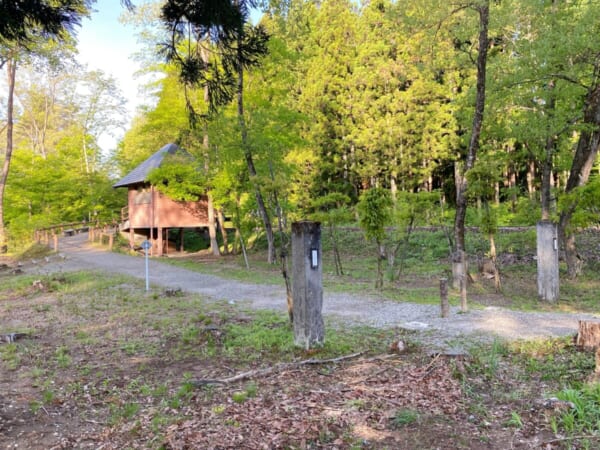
[24,233,600,349]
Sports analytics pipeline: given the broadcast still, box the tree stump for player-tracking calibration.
[575,321,600,377]
[575,321,600,350]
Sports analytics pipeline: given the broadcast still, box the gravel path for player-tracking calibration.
[25,233,600,350]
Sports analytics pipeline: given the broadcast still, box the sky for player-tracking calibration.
[76,0,144,153]
[75,1,263,154]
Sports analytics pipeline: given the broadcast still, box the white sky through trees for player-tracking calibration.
[76,0,142,154]
[75,0,263,154]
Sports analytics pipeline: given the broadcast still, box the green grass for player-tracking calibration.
[157,226,600,313]
[0,343,20,370]
[552,383,600,449]
[220,310,400,362]
[4,265,600,447]
[391,409,420,428]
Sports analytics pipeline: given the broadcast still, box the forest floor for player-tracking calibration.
[1,232,600,448]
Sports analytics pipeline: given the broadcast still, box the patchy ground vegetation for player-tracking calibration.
[1,263,599,449]
[168,227,600,313]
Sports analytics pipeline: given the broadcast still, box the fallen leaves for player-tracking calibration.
[154,355,464,449]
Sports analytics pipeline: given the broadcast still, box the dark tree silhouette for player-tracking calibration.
[0,0,90,45]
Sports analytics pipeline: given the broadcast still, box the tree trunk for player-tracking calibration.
[489,232,501,292]
[452,1,489,306]
[330,223,344,276]
[0,58,16,254]
[236,42,276,264]
[559,83,600,279]
[541,79,557,221]
[540,139,554,221]
[510,170,517,211]
[527,159,536,199]
[375,240,384,289]
[269,161,292,322]
[207,195,220,256]
[217,209,229,255]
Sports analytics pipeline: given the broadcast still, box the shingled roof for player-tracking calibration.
[113,143,180,188]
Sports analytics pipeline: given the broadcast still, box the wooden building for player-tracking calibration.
[113,143,209,256]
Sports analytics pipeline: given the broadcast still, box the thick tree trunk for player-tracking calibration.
[558,83,600,279]
[0,58,16,254]
[452,1,489,308]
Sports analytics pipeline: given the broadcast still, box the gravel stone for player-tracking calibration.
[26,234,600,351]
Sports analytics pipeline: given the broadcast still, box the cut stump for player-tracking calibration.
[575,321,600,378]
[575,321,600,350]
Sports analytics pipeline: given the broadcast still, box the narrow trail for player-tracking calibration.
[24,233,599,350]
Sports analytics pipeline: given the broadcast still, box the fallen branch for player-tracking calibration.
[191,352,363,386]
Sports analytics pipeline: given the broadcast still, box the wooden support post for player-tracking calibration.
[53,234,58,252]
[108,234,114,250]
[440,277,449,318]
[179,228,184,252]
[291,221,325,349]
[157,227,163,256]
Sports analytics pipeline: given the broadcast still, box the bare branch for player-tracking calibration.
[190,352,364,386]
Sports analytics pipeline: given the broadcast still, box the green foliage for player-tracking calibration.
[309,192,352,225]
[114,70,188,174]
[223,312,294,360]
[559,178,600,230]
[391,409,420,428]
[467,339,509,380]
[3,61,127,249]
[147,154,206,202]
[0,343,20,370]
[357,188,392,243]
[554,384,600,436]
[505,411,523,429]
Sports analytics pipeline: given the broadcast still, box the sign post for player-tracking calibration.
[141,240,151,291]
[291,221,324,349]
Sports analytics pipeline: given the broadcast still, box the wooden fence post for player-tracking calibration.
[440,278,449,318]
